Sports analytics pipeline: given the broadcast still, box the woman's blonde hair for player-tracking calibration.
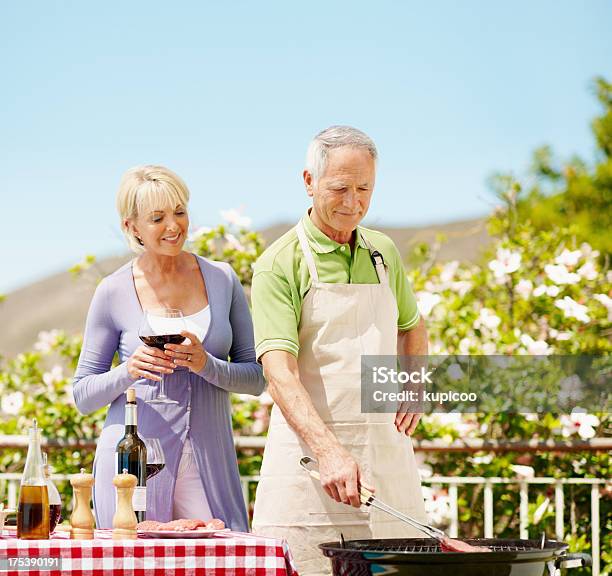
[116,165,190,253]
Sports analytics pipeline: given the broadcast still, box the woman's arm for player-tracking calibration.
[72,279,135,414]
[197,269,265,396]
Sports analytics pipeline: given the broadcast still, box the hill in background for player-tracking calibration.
[0,217,488,358]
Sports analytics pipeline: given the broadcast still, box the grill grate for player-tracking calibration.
[345,542,536,553]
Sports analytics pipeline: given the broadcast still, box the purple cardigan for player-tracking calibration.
[72,254,265,530]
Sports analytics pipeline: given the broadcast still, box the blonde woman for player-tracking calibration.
[73,165,264,530]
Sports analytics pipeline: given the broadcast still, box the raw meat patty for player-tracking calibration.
[136,520,163,530]
[159,519,207,531]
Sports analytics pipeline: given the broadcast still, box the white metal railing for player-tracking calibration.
[238,474,607,576]
[0,472,607,575]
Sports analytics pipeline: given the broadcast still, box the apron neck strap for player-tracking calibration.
[359,231,389,285]
[296,222,319,282]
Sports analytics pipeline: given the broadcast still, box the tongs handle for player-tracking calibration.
[299,456,374,506]
[299,456,446,541]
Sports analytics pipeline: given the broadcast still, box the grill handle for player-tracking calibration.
[555,553,591,570]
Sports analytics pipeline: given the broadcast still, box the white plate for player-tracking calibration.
[138,527,229,539]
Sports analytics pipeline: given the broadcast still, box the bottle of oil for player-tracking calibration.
[17,419,50,539]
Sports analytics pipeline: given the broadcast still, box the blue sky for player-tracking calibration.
[1,0,611,293]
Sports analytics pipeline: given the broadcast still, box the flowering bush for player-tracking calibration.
[0,198,609,570]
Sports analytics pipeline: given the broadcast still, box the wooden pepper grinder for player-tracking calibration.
[112,469,138,539]
[70,468,95,539]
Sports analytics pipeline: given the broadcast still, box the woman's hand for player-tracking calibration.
[127,345,176,382]
[163,330,208,373]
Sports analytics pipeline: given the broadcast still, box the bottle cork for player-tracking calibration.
[126,388,136,402]
[112,470,138,539]
[70,468,95,539]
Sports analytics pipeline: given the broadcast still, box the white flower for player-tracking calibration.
[577,261,597,281]
[418,464,433,479]
[515,279,533,299]
[450,281,472,297]
[34,329,62,353]
[446,363,464,381]
[416,292,441,318]
[555,249,582,267]
[520,334,552,355]
[188,226,211,242]
[533,284,561,298]
[580,243,598,259]
[440,261,460,283]
[1,391,24,415]
[488,248,521,278]
[458,337,472,354]
[224,233,245,252]
[42,365,64,387]
[594,293,612,321]
[474,308,501,330]
[469,454,493,465]
[555,296,590,323]
[511,465,535,479]
[482,342,497,355]
[220,208,252,229]
[64,383,75,405]
[549,329,572,341]
[422,487,452,526]
[545,264,580,285]
[560,409,600,439]
[533,498,551,524]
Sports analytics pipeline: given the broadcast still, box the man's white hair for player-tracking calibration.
[305,125,378,184]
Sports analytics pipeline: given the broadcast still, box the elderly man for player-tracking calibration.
[251,126,427,575]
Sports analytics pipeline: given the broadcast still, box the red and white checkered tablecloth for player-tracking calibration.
[0,529,299,576]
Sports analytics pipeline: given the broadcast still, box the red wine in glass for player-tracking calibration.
[146,463,166,480]
[139,334,185,349]
[138,309,185,405]
[143,438,165,481]
[49,504,62,533]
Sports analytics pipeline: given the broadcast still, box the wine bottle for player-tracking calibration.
[17,419,50,539]
[116,389,147,522]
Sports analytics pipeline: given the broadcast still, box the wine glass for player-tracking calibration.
[139,308,185,405]
[143,438,165,480]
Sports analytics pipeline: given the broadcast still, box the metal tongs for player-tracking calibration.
[299,456,446,542]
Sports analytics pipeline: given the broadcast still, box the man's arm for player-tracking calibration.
[395,317,428,435]
[261,349,372,507]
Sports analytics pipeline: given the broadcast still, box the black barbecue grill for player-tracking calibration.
[319,537,591,576]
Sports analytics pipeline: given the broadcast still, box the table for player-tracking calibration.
[0,529,299,576]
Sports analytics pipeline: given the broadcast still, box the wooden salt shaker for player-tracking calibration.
[70,468,95,540]
[112,469,138,539]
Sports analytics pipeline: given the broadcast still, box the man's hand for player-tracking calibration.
[394,408,422,436]
[317,446,374,508]
[262,350,375,507]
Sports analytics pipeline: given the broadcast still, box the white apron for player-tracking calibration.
[252,222,426,576]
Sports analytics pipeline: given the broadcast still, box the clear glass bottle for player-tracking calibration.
[17,419,50,539]
[42,453,62,533]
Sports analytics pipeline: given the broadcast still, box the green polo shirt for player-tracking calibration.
[251,212,421,360]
